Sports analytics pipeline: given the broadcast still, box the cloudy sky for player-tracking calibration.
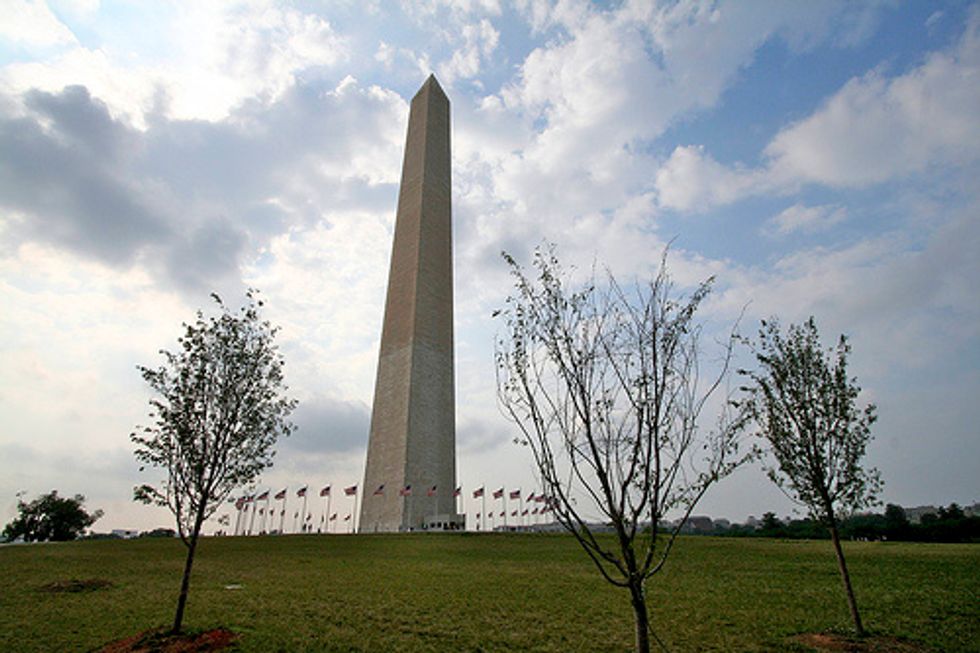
[1,0,978,533]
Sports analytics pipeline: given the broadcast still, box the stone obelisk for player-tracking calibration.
[359,75,462,533]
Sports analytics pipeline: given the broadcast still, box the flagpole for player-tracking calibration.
[326,493,332,534]
[482,488,486,532]
[301,491,308,534]
[263,493,270,533]
[353,488,360,534]
[281,494,288,533]
[248,497,258,535]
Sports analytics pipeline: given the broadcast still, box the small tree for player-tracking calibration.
[495,246,749,653]
[3,490,102,542]
[740,316,881,636]
[133,290,297,634]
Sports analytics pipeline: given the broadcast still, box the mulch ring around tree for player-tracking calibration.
[793,632,934,652]
[95,628,238,653]
[39,578,113,593]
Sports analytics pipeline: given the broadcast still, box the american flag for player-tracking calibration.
[297,486,308,498]
[399,485,412,496]
[522,509,529,516]
[344,514,351,521]
[526,491,535,502]
[511,510,518,517]
[257,490,270,501]
[344,485,357,496]
[373,485,385,496]
[454,486,462,497]
[275,488,287,500]
[320,485,331,497]
[473,487,484,498]
[329,513,337,521]
[532,508,539,515]
[509,489,521,500]
[427,485,437,497]
[499,511,505,517]
[535,494,546,503]
[492,488,504,499]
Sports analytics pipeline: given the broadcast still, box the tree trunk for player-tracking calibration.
[172,506,207,634]
[628,580,651,653]
[829,522,865,637]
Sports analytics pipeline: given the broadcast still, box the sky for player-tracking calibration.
[1,0,978,534]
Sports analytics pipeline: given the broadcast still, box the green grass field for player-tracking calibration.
[1,533,977,652]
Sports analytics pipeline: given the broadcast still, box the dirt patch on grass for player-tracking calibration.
[39,578,113,593]
[95,628,238,652]
[794,632,933,652]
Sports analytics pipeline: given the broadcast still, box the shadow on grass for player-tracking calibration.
[793,632,934,652]
[94,627,238,653]
[39,578,113,593]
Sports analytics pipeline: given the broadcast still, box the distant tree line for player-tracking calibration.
[703,503,979,543]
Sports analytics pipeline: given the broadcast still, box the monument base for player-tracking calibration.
[417,513,465,532]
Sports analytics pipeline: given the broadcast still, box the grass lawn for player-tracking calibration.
[0,533,977,652]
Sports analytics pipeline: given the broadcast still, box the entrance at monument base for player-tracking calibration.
[416,513,465,532]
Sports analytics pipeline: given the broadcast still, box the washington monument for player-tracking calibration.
[359,75,463,533]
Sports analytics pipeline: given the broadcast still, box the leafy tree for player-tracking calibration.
[132,290,297,634]
[495,246,749,653]
[883,503,909,538]
[759,511,784,534]
[740,316,881,636]
[3,490,102,542]
[939,503,965,520]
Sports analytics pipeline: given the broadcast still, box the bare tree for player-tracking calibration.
[740,317,881,636]
[133,290,297,634]
[495,246,749,653]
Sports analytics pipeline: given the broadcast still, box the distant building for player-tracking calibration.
[681,516,714,533]
[903,506,938,524]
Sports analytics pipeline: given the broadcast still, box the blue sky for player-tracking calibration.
[1,0,978,533]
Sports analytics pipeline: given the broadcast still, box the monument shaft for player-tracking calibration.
[359,76,460,532]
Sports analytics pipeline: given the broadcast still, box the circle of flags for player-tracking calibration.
[222,483,555,536]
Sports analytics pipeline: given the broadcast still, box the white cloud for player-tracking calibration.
[0,1,350,126]
[713,203,980,378]
[655,145,766,212]
[767,10,980,188]
[485,2,873,227]
[51,0,99,15]
[0,0,77,48]
[646,8,980,215]
[161,3,349,121]
[400,0,502,20]
[437,18,499,84]
[766,203,847,236]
